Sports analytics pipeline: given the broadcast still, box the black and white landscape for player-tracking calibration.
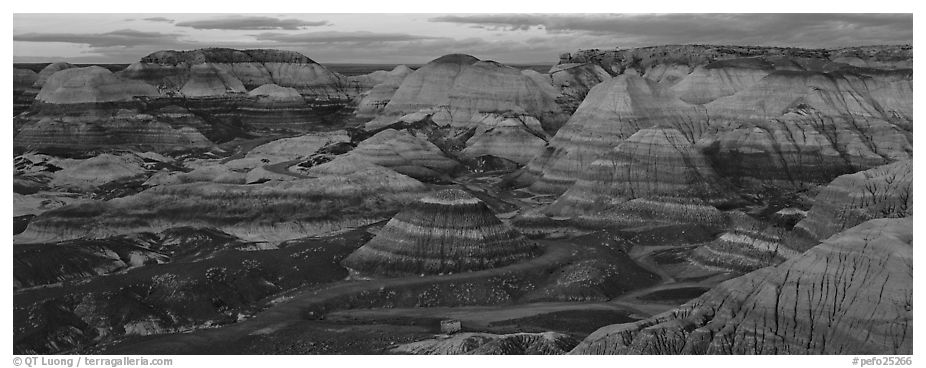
[11,13,913,355]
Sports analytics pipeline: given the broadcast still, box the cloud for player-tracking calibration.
[175,16,328,30]
[254,31,444,43]
[429,13,913,47]
[143,17,174,23]
[12,14,913,64]
[14,29,184,48]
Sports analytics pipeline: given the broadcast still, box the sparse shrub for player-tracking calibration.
[205,267,228,283]
[241,259,262,273]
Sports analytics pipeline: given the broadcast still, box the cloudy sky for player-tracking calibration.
[12,13,913,64]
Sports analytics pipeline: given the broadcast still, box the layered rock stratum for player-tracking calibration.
[119,48,349,99]
[325,128,459,180]
[516,45,912,196]
[373,54,567,132]
[461,112,549,165]
[36,66,158,104]
[794,159,912,243]
[541,127,733,228]
[17,165,426,244]
[354,65,414,116]
[14,68,38,115]
[341,188,537,276]
[15,67,214,152]
[562,44,913,76]
[571,217,912,354]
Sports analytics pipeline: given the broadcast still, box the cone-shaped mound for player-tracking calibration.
[342,188,537,276]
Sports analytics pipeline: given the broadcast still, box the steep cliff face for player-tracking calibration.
[377,54,566,132]
[571,217,912,355]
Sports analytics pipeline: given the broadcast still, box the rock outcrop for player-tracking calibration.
[237,84,321,131]
[549,62,613,114]
[110,48,358,133]
[541,128,732,228]
[178,64,246,97]
[15,112,214,153]
[224,130,350,171]
[375,54,566,131]
[17,165,426,244]
[688,211,794,273]
[461,112,548,165]
[14,68,38,115]
[16,62,80,115]
[341,188,537,276]
[515,74,706,194]
[36,66,158,104]
[33,62,78,88]
[14,235,169,289]
[355,65,415,117]
[326,128,460,180]
[703,69,912,186]
[119,48,349,100]
[15,67,214,153]
[562,44,912,76]
[144,165,246,186]
[793,159,912,244]
[571,217,912,355]
[47,153,148,191]
[515,48,911,196]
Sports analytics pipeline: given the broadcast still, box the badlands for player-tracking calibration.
[13,44,912,355]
